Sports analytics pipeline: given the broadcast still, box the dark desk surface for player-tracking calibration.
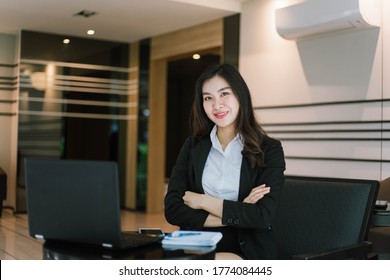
[43,241,216,260]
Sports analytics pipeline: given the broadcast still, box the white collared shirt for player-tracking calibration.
[202,125,244,201]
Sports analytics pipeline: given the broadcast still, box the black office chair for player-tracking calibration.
[368,177,390,258]
[271,176,379,259]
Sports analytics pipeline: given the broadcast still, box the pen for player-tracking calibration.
[167,232,201,238]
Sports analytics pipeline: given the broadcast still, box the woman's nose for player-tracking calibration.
[213,98,222,109]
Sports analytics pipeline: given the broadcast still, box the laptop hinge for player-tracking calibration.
[102,243,113,248]
[35,234,45,240]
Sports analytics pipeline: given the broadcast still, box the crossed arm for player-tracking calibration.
[182,184,270,227]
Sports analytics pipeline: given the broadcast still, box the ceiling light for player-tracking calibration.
[63,39,70,44]
[87,30,95,35]
[193,54,201,60]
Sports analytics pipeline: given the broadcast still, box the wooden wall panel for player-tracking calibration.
[0,33,18,209]
[151,19,223,60]
[124,42,139,209]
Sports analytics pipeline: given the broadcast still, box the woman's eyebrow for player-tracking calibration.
[218,86,231,92]
[202,87,231,95]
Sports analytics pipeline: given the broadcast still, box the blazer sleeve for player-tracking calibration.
[222,138,286,230]
[164,137,209,230]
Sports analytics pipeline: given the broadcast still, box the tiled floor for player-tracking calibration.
[0,208,177,260]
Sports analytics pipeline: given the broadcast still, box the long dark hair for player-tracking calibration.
[190,63,267,167]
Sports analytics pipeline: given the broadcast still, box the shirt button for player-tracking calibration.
[240,241,245,247]
[227,218,233,224]
[234,219,239,224]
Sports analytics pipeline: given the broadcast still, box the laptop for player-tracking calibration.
[24,158,161,250]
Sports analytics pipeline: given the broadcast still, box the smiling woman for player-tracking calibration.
[201,75,240,145]
[164,64,286,260]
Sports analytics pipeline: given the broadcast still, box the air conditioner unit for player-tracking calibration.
[275,0,381,40]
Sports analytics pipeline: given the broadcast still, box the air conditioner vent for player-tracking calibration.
[275,0,381,40]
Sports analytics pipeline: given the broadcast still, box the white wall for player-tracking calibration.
[239,0,387,180]
[382,0,390,180]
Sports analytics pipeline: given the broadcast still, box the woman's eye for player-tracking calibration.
[204,96,212,101]
[221,91,230,97]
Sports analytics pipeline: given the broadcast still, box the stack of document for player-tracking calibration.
[162,230,222,247]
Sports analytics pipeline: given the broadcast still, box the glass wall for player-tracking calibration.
[17,31,131,212]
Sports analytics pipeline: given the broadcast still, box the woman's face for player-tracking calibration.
[202,75,240,132]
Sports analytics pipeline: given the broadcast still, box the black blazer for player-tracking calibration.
[164,135,286,259]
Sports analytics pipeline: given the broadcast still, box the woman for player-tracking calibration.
[164,64,285,260]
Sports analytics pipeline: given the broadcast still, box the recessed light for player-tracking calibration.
[87,30,95,35]
[63,39,70,44]
[193,54,201,60]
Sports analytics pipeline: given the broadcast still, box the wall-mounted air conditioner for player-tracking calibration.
[275,0,382,40]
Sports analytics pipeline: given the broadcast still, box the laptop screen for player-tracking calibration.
[25,158,123,248]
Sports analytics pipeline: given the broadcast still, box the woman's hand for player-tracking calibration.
[183,191,204,209]
[243,184,270,204]
[183,191,223,218]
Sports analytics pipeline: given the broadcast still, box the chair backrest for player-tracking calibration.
[378,177,390,201]
[272,176,379,259]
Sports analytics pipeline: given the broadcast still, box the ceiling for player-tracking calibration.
[0,0,247,43]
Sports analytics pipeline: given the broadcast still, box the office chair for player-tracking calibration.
[376,177,390,201]
[368,177,390,258]
[271,176,379,259]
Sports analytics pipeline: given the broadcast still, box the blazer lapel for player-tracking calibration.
[191,137,211,193]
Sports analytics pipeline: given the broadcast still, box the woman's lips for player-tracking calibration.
[214,112,228,119]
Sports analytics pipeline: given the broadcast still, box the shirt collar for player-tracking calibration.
[210,125,244,151]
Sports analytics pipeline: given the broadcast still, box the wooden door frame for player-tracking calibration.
[146,19,223,213]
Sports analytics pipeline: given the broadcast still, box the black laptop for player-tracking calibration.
[24,158,161,250]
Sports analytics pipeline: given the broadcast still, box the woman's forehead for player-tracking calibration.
[202,76,231,93]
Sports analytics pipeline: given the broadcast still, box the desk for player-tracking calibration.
[43,241,216,260]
